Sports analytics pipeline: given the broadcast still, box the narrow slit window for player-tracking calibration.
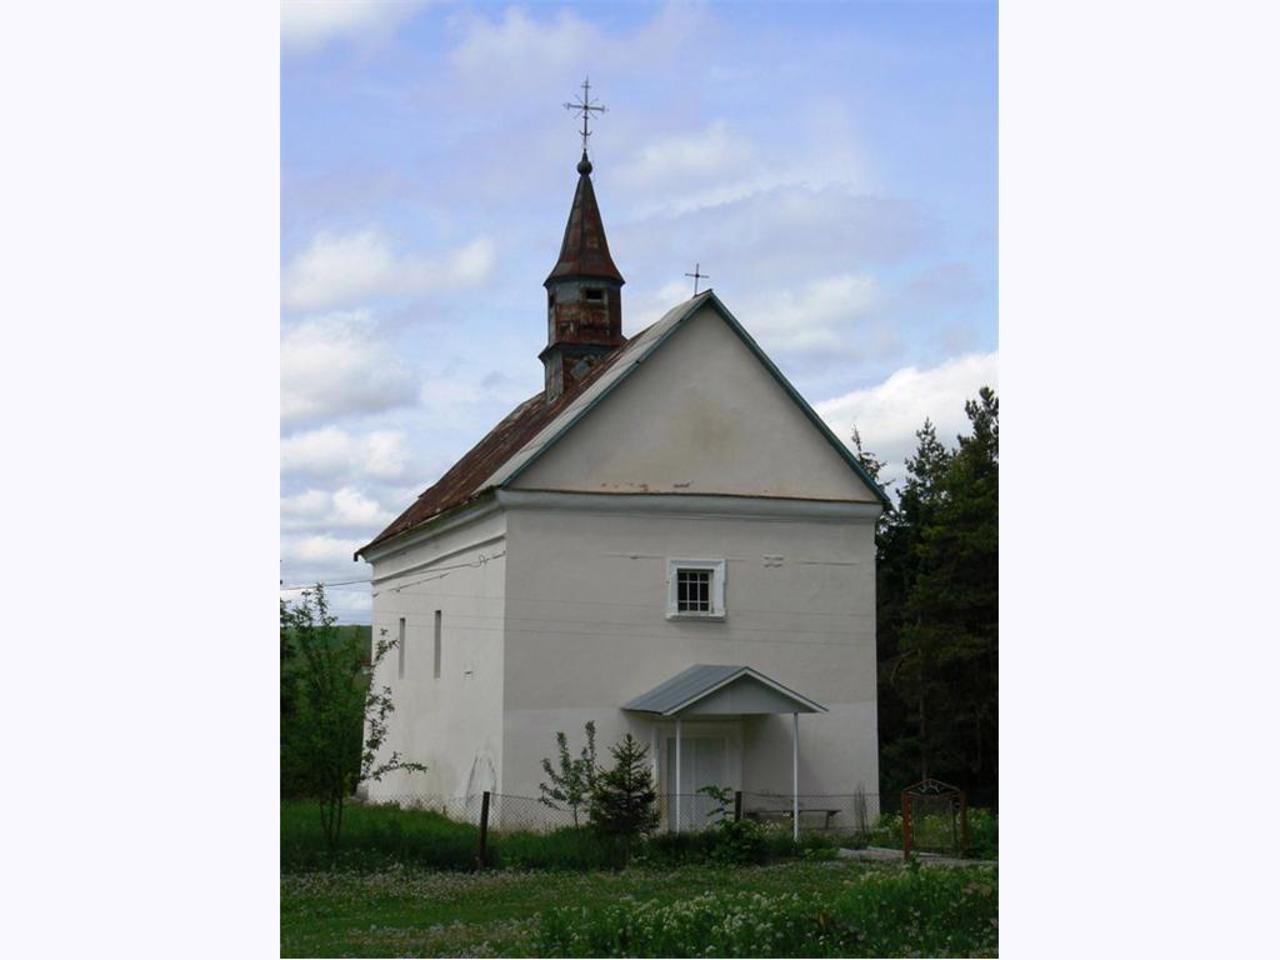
[433,610,442,680]
[397,617,406,679]
[584,288,604,301]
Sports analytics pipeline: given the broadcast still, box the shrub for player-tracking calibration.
[708,819,769,865]
[538,723,598,827]
[964,808,998,859]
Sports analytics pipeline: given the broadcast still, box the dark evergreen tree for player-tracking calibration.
[862,391,999,807]
[588,734,659,852]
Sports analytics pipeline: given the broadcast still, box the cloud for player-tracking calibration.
[744,274,880,355]
[282,533,369,564]
[419,365,532,411]
[281,0,431,54]
[814,352,999,487]
[281,426,409,481]
[280,534,373,610]
[619,185,929,281]
[282,229,494,312]
[449,7,596,78]
[447,2,709,90]
[281,485,395,529]
[281,310,418,426]
[617,121,755,188]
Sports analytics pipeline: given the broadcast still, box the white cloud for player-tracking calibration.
[283,533,367,564]
[281,310,418,426]
[746,274,880,354]
[447,2,709,90]
[281,426,409,481]
[449,7,596,78]
[618,121,754,188]
[280,534,372,601]
[619,185,927,281]
[280,489,330,517]
[815,352,999,487]
[281,0,431,54]
[281,485,394,528]
[281,229,494,312]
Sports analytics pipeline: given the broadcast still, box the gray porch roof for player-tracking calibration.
[622,664,826,717]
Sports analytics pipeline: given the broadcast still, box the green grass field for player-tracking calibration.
[282,800,997,957]
[281,859,997,957]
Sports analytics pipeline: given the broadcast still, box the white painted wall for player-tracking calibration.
[361,298,883,824]
[363,508,508,805]
[512,303,880,503]
[500,496,880,817]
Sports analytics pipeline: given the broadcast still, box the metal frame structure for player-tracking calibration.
[901,777,969,860]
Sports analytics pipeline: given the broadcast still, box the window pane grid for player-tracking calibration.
[676,569,711,612]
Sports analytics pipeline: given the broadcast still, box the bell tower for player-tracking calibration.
[541,80,625,402]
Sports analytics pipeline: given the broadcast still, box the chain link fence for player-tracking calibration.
[366,789,884,837]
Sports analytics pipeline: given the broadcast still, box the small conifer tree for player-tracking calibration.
[589,734,659,854]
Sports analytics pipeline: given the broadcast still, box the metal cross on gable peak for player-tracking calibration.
[563,76,607,155]
[684,262,710,295]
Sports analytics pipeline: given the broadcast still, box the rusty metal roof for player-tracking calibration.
[544,167,624,286]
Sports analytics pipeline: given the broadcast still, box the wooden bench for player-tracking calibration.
[746,808,842,830]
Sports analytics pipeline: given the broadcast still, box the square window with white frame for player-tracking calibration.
[667,559,726,619]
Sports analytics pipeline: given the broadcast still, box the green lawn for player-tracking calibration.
[281,859,998,957]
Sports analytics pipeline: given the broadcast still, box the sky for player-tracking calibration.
[280,0,997,622]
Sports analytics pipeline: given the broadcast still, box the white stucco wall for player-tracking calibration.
[499,497,880,817]
[363,507,508,804]
[511,302,880,503]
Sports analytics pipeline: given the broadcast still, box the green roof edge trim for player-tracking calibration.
[705,292,893,509]
[501,289,892,508]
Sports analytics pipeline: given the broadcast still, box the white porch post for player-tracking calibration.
[649,724,659,787]
[792,712,800,842]
[675,716,683,833]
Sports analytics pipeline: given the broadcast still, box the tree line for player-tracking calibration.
[853,387,998,807]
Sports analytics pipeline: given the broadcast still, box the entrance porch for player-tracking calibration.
[622,664,826,839]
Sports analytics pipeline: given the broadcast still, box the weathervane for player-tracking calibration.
[684,262,710,295]
[564,77,607,156]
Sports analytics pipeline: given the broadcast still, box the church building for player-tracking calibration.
[356,131,889,833]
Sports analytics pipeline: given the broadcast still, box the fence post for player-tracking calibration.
[901,791,912,861]
[478,790,491,868]
[733,790,742,822]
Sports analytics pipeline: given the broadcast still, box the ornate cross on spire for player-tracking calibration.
[684,262,710,295]
[563,77,607,156]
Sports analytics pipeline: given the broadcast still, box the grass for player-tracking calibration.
[282,801,857,872]
[283,800,480,871]
[282,802,998,956]
[281,859,998,957]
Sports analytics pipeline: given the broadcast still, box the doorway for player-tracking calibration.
[666,736,726,829]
